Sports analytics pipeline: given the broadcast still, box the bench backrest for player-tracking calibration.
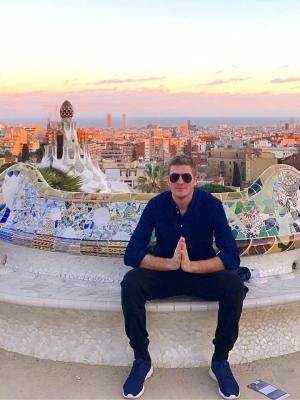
[0,163,299,257]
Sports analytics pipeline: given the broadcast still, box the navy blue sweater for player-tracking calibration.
[124,188,240,270]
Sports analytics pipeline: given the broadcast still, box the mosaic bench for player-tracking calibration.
[0,163,300,367]
[0,239,300,368]
[1,163,300,276]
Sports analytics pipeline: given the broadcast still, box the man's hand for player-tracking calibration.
[140,238,182,271]
[180,237,193,272]
[169,239,182,270]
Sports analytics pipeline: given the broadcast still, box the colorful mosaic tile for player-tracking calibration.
[1,163,300,257]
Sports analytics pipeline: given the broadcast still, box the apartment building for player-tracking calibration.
[245,152,277,183]
[136,138,170,162]
[136,140,150,162]
[207,148,277,187]
[99,141,136,162]
[100,160,144,190]
[207,148,251,187]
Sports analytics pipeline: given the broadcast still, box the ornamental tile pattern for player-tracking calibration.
[60,100,74,119]
[0,163,300,257]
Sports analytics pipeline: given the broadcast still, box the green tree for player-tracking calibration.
[20,144,30,162]
[137,164,168,193]
[35,144,45,163]
[0,162,17,174]
[232,161,241,187]
[197,183,235,193]
[39,168,81,192]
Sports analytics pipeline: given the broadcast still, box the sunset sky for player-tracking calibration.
[1,0,300,119]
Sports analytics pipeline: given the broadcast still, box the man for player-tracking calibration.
[121,155,246,399]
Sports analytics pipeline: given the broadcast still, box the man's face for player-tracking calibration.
[168,165,198,200]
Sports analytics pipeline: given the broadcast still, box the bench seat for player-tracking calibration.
[0,241,299,367]
[0,248,299,312]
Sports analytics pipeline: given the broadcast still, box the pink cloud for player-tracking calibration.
[1,89,300,119]
[270,76,300,84]
[90,76,165,85]
[215,65,239,74]
[199,77,251,86]
[0,91,45,98]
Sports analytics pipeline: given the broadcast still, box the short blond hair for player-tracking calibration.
[167,154,197,175]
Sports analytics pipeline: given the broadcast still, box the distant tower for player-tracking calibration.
[122,113,128,129]
[107,113,112,128]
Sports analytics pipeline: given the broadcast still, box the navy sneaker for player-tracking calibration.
[209,360,240,399]
[122,358,153,399]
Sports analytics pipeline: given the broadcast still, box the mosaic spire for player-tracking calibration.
[60,100,74,120]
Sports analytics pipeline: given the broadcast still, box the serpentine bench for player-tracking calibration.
[0,241,300,367]
[0,163,300,367]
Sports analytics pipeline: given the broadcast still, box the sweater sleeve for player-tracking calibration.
[124,200,155,268]
[212,198,240,270]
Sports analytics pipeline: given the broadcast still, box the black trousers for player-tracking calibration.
[121,268,247,362]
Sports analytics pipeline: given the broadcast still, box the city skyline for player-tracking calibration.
[1,0,300,119]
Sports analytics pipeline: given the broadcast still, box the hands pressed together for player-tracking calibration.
[141,236,221,273]
[170,236,193,272]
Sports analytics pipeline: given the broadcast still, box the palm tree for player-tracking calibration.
[137,164,168,193]
[39,168,81,192]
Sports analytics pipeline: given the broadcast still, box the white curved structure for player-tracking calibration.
[38,100,132,194]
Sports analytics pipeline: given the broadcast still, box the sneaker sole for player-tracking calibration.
[209,368,240,400]
[122,365,154,399]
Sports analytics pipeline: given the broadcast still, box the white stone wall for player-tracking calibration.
[0,301,299,368]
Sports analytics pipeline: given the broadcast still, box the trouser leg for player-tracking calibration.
[121,268,180,360]
[183,270,247,361]
[212,271,246,361]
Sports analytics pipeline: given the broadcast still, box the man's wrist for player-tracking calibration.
[189,261,203,273]
[189,258,224,274]
[189,261,195,272]
[170,257,181,270]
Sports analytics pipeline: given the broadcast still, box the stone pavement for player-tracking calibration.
[0,349,299,399]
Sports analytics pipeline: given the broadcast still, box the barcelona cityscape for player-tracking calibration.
[0,0,300,399]
[1,105,300,193]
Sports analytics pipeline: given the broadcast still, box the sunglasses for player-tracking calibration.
[169,173,193,183]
